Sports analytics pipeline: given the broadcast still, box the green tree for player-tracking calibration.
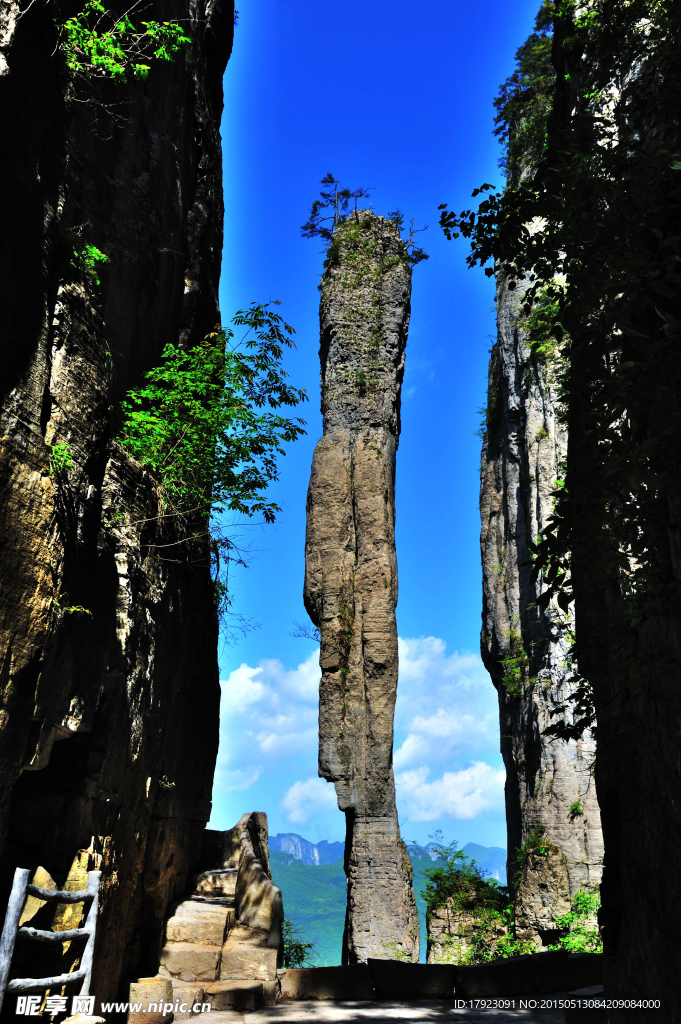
[281,916,315,968]
[119,301,307,627]
[423,832,536,964]
[493,6,555,181]
[302,174,429,267]
[422,831,509,917]
[301,173,373,241]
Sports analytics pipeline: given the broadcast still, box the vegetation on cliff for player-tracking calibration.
[302,174,429,267]
[425,833,601,962]
[58,0,191,82]
[119,301,306,624]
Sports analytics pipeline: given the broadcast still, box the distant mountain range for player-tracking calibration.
[269,833,507,965]
[270,832,345,866]
[270,831,506,882]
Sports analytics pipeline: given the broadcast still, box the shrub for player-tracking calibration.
[546,889,602,954]
[281,917,315,968]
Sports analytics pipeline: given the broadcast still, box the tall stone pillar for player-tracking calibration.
[304,212,419,963]
[480,273,604,946]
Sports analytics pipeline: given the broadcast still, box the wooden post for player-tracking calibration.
[0,869,30,1014]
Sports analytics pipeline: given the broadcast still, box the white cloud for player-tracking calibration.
[212,636,504,836]
[281,777,338,825]
[217,766,263,792]
[396,762,505,821]
[257,725,318,757]
[220,662,270,711]
[214,649,321,788]
[394,637,499,772]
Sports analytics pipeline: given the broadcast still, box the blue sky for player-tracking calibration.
[210,0,540,848]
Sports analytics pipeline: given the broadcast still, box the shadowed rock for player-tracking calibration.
[304,212,419,964]
[0,0,234,998]
[479,273,604,945]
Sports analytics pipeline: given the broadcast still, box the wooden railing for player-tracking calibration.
[0,867,102,1013]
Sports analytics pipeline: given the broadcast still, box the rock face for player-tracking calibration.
[480,275,604,946]
[0,0,233,999]
[304,213,419,963]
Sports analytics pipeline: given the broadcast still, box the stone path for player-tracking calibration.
[202,999,567,1024]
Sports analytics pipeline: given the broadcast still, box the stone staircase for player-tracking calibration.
[154,814,283,1014]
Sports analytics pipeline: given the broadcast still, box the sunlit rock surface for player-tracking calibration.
[304,213,419,964]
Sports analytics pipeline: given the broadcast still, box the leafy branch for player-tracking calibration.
[58,0,191,83]
[119,301,307,637]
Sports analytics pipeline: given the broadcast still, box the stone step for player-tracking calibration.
[165,901,230,946]
[201,980,263,1012]
[194,868,238,898]
[223,923,269,947]
[172,899,230,918]
[219,944,278,982]
[168,984,205,1018]
[159,941,221,982]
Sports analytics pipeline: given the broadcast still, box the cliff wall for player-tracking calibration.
[0,0,233,997]
[304,213,419,963]
[480,274,603,945]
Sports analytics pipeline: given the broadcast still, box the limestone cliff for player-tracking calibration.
[0,0,233,998]
[480,274,603,945]
[304,213,419,963]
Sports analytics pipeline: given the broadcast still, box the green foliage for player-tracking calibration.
[454,919,535,965]
[52,593,92,617]
[119,302,306,634]
[423,833,541,966]
[379,941,413,962]
[159,775,176,790]
[49,441,73,479]
[520,283,565,359]
[474,405,488,440]
[493,6,555,180]
[59,0,191,83]
[119,302,306,525]
[569,799,584,819]
[71,240,109,285]
[282,917,315,967]
[546,889,603,953]
[517,828,550,866]
[499,628,534,698]
[513,828,550,888]
[422,831,509,917]
[301,173,373,242]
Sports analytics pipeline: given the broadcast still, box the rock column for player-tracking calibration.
[304,212,419,963]
[0,0,233,998]
[480,274,604,946]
